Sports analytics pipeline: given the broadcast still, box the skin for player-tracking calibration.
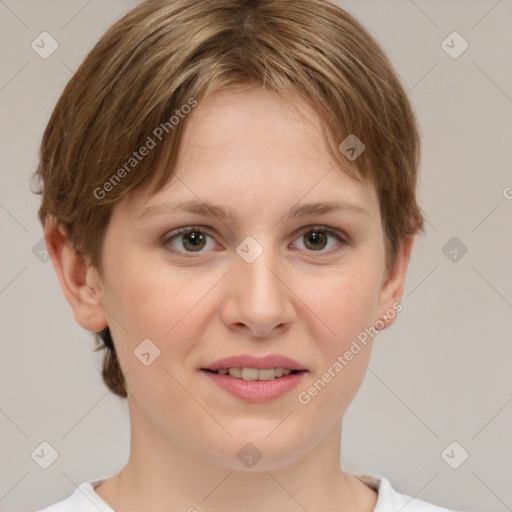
[46,86,413,512]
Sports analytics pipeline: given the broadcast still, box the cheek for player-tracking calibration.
[294,262,382,404]
[104,251,179,327]
[103,254,220,361]
[294,272,379,418]
[102,261,215,412]
[305,265,382,347]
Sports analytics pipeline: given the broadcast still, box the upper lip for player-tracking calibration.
[202,354,307,371]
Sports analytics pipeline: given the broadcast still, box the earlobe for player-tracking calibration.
[377,236,414,327]
[44,217,108,333]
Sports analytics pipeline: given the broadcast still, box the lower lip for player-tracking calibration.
[201,370,307,403]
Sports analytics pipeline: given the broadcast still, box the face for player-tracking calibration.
[89,87,404,469]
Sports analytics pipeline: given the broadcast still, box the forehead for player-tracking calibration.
[123,87,379,220]
[180,86,334,167]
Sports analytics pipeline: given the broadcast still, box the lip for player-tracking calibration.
[202,354,307,372]
[201,369,307,403]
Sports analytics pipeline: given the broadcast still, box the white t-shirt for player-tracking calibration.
[34,472,467,512]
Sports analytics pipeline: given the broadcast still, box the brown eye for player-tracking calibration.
[163,227,215,254]
[292,227,347,254]
[181,230,207,251]
[303,230,329,250]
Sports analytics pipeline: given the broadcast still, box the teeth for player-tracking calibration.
[228,367,241,378]
[215,367,294,380]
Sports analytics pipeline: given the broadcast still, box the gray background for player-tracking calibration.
[1,1,511,511]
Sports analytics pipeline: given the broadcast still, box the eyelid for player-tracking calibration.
[160,225,217,247]
[291,224,348,242]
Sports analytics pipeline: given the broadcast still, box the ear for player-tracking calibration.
[376,235,414,328]
[44,217,108,332]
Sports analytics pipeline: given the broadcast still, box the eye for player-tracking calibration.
[291,226,348,254]
[162,225,349,257]
[162,226,217,254]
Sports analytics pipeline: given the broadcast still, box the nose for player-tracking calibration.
[219,245,296,338]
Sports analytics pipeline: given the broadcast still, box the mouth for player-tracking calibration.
[200,354,308,402]
[200,366,308,403]
[201,367,305,381]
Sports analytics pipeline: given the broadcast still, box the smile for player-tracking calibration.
[201,368,307,402]
[205,367,300,380]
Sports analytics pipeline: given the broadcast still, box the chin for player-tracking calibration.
[198,431,316,472]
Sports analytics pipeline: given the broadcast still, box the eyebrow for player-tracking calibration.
[139,199,370,221]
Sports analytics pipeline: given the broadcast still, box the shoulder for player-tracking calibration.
[351,472,468,512]
[33,476,114,512]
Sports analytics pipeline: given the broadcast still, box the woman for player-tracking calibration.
[33,0,466,510]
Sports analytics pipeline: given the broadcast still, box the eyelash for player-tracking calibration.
[161,225,350,258]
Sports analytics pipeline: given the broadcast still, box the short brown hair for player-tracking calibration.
[33,0,424,398]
